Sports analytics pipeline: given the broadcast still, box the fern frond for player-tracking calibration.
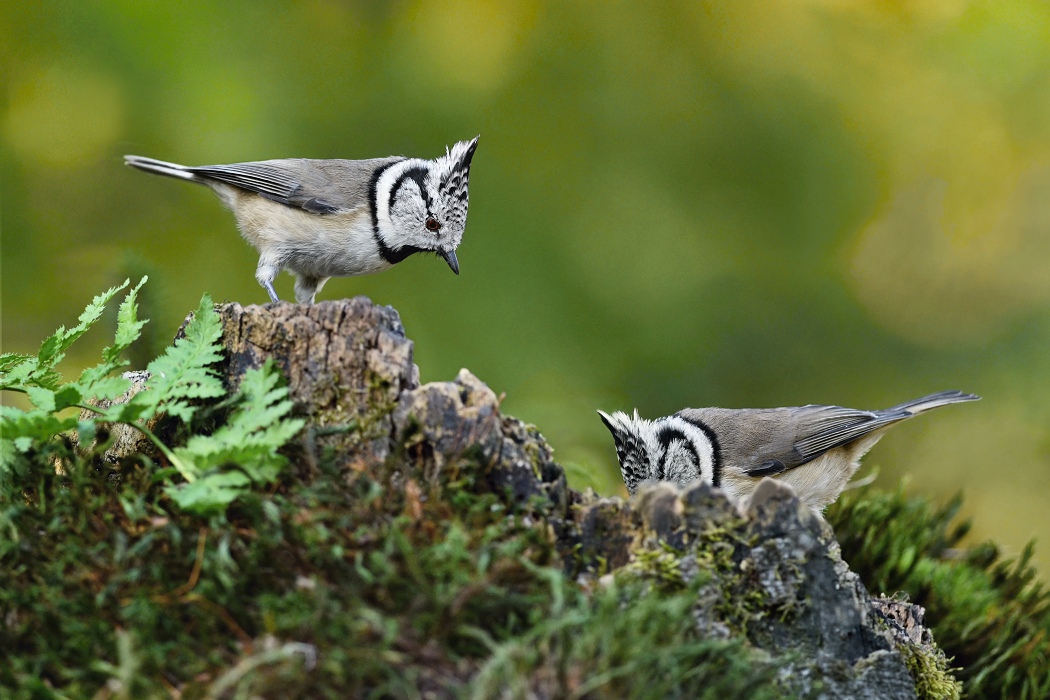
[0,406,78,454]
[77,277,148,389]
[1,280,136,393]
[124,294,226,424]
[166,470,253,513]
[34,280,131,387]
[3,283,303,518]
[0,353,33,376]
[166,360,304,515]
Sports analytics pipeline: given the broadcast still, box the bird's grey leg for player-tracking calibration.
[294,274,328,305]
[255,257,281,303]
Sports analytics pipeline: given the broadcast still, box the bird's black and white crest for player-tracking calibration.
[435,137,477,233]
[597,410,717,494]
[372,136,479,273]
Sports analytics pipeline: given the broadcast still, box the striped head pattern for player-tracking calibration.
[598,410,718,494]
[372,136,479,272]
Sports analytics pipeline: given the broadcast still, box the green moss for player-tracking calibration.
[827,484,1050,700]
[622,517,803,639]
[899,642,962,700]
[469,576,786,700]
[624,543,688,593]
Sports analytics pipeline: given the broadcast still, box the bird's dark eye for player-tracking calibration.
[425,217,440,232]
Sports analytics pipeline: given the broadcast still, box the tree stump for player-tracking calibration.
[88,296,951,698]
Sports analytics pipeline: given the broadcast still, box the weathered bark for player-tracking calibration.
[218,299,418,466]
[78,370,159,466]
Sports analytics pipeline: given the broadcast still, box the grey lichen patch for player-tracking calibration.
[609,481,928,699]
[744,539,806,613]
[780,650,920,700]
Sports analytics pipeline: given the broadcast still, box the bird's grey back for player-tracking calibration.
[677,390,978,475]
[679,407,805,473]
[189,157,404,214]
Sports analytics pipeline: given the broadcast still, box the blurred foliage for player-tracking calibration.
[2,2,1049,569]
[0,398,786,698]
[828,484,1050,699]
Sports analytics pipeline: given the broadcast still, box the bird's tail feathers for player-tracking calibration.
[124,155,200,183]
[885,390,980,416]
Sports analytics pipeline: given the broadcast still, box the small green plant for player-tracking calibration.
[0,279,303,514]
[1,278,151,462]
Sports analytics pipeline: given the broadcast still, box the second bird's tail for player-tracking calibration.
[884,390,980,417]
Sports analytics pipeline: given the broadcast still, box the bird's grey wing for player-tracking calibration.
[679,405,899,478]
[786,405,904,465]
[188,157,400,215]
[679,407,809,478]
[788,391,978,465]
[682,391,977,479]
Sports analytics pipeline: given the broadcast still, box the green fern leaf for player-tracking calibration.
[0,353,32,376]
[34,280,131,384]
[166,471,252,514]
[0,406,78,453]
[165,360,304,514]
[80,375,133,404]
[0,354,40,388]
[126,293,226,424]
[78,277,148,388]
[1,280,132,393]
[24,386,57,412]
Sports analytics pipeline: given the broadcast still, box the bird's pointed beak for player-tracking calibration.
[441,249,460,275]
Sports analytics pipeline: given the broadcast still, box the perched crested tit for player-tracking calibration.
[125,137,479,304]
[598,390,979,511]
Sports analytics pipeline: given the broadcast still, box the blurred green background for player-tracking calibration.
[3,1,1050,573]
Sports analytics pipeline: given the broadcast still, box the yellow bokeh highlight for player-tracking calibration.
[399,0,537,93]
[849,170,1050,346]
[4,61,125,169]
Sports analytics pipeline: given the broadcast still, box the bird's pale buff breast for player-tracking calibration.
[230,191,389,278]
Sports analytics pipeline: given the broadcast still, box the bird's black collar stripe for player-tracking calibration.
[656,427,702,483]
[676,415,723,488]
[369,159,422,265]
[380,243,428,264]
[388,165,432,215]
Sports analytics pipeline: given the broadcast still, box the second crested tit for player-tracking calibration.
[599,390,979,511]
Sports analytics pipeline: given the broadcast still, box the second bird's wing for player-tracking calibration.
[188,158,401,215]
[681,391,978,478]
[679,404,905,478]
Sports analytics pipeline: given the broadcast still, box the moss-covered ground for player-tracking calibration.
[2,435,787,699]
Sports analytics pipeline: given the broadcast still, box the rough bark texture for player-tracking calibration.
[218,299,418,466]
[78,370,158,465]
[95,297,949,698]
